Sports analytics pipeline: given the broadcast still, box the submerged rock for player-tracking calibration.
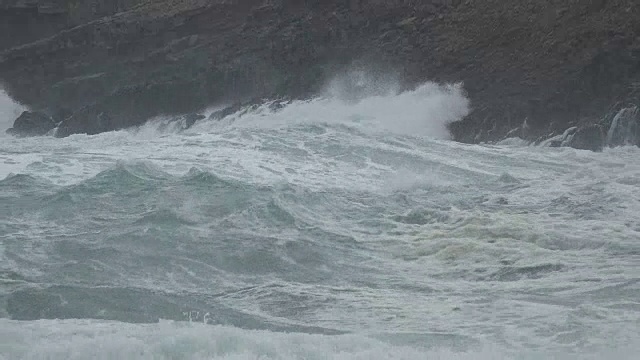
[6,111,56,137]
[606,106,639,147]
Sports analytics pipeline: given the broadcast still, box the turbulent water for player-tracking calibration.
[0,84,639,359]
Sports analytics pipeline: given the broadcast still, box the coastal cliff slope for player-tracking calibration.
[1,0,639,143]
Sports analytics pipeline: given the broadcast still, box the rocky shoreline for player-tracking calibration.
[2,0,640,150]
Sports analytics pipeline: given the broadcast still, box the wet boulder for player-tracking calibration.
[5,111,56,137]
[565,124,605,152]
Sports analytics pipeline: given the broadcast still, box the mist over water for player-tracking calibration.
[0,79,639,359]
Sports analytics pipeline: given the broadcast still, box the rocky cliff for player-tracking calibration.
[1,0,639,145]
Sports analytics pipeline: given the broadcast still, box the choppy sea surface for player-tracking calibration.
[0,85,638,359]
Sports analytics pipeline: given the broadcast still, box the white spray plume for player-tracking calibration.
[212,71,470,140]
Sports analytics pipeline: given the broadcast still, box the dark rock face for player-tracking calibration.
[55,107,113,137]
[0,1,68,51]
[6,111,56,137]
[0,0,147,51]
[1,1,640,140]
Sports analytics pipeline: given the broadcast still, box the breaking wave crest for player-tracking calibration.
[136,81,469,140]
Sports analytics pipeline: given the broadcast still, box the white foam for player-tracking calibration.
[0,319,486,360]
[2,319,636,360]
[190,81,469,140]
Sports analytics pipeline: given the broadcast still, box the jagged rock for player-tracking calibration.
[50,107,72,124]
[565,124,605,152]
[606,106,639,147]
[55,108,112,138]
[5,111,55,137]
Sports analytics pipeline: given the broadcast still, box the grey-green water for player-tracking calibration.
[0,87,639,359]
